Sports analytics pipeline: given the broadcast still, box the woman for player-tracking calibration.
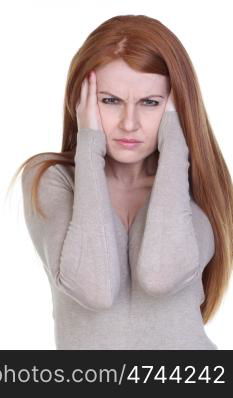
[10,15,233,349]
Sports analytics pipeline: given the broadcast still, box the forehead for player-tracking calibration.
[95,59,169,94]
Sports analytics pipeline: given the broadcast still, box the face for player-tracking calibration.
[95,58,170,165]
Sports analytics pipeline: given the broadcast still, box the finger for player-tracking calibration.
[87,71,97,106]
[76,76,88,111]
[81,76,89,103]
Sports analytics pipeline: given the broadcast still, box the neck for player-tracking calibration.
[104,152,158,188]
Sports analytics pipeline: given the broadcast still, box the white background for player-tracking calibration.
[1,0,232,349]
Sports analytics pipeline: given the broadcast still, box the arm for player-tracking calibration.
[21,126,121,311]
[136,111,214,297]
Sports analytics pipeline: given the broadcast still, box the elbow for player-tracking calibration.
[82,291,117,311]
[136,266,200,298]
[136,245,200,297]
[137,274,178,297]
[55,273,117,311]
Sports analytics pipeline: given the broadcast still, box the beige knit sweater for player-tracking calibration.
[21,111,217,350]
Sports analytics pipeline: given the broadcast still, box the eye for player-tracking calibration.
[142,99,159,106]
[101,97,119,104]
[101,97,160,106]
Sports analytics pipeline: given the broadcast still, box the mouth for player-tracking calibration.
[114,139,143,149]
[115,138,143,143]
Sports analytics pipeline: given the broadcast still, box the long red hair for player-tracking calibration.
[7,14,233,323]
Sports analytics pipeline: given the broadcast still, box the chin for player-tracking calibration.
[106,151,144,164]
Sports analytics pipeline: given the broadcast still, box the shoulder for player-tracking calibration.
[21,153,74,193]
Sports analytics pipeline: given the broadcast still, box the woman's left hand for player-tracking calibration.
[164,88,176,112]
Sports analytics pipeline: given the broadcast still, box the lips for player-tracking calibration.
[115,140,142,149]
[115,139,142,143]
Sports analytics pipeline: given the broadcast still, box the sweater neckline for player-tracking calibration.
[112,194,151,235]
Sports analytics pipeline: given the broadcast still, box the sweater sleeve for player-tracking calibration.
[136,111,214,297]
[21,127,121,311]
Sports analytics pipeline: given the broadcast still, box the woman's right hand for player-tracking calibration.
[75,70,104,132]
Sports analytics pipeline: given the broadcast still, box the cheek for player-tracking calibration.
[98,105,116,130]
[145,106,166,139]
[98,103,115,116]
[145,133,158,153]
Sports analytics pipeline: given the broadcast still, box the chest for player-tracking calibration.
[107,177,154,232]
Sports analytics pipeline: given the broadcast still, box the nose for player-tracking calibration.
[120,103,140,132]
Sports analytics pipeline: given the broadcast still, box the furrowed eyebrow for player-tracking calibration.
[98,91,164,100]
